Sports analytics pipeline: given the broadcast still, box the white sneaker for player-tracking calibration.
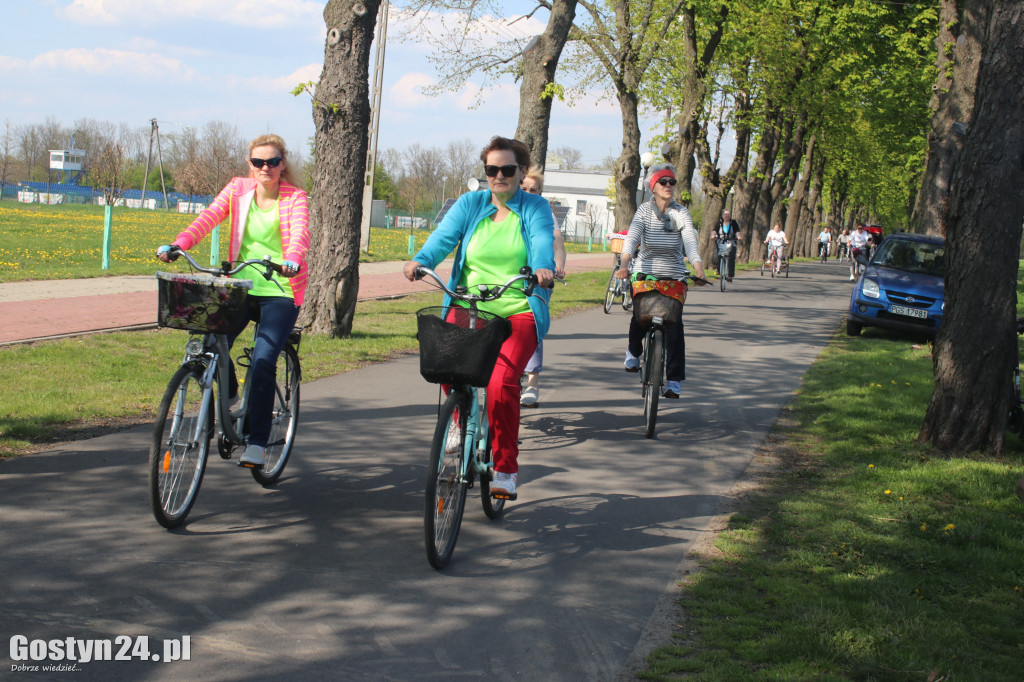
[520,386,539,407]
[664,380,682,398]
[849,275,855,281]
[491,471,518,500]
[238,444,266,468]
[624,351,640,372]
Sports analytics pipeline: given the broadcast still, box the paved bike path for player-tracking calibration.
[0,263,855,680]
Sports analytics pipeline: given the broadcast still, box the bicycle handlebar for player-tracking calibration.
[414,265,564,303]
[160,245,297,280]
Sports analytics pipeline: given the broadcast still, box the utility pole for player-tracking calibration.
[153,120,170,211]
[360,0,390,252]
[141,119,155,209]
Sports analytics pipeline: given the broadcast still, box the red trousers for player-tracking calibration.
[489,313,537,474]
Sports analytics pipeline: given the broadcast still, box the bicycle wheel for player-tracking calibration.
[785,259,790,278]
[622,282,633,311]
[603,267,618,314]
[149,364,211,528]
[719,255,727,291]
[425,390,470,569]
[251,345,301,486]
[643,330,663,439]
[771,255,776,278]
[760,258,766,276]
[479,431,505,519]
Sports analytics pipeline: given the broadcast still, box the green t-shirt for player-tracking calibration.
[238,199,294,299]
[458,210,530,319]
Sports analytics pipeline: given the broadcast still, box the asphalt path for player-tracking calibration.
[1,262,854,681]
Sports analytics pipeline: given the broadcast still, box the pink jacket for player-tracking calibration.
[173,177,311,305]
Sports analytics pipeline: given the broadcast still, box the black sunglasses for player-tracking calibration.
[657,177,677,187]
[484,164,519,178]
[250,157,283,169]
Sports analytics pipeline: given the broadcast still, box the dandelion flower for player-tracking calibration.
[920,524,927,531]
[944,524,955,531]
[884,490,891,495]
[868,464,875,469]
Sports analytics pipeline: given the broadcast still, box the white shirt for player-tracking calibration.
[818,231,831,243]
[765,230,787,248]
[849,230,869,249]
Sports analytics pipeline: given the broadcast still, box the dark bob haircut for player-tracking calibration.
[479,136,531,170]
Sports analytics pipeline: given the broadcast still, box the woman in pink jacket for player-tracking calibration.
[158,133,310,469]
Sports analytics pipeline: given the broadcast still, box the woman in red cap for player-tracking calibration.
[614,162,707,398]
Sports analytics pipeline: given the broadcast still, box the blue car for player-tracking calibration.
[847,232,945,337]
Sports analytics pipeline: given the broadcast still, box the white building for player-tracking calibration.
[542,168,616,244]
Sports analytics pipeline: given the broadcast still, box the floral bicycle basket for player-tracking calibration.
[156,272,253,335]
[416,306,511,387]
[631,278,687,326]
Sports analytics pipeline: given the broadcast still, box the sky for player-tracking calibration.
[1,0,665,171]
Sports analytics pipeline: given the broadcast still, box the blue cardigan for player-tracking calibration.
[413,188,556,342]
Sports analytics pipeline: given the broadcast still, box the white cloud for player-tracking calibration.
[60,0,322,28]
[231,63,323,95]
[28,47,198,80]
[0,55,29,71]
[390,72,437,108]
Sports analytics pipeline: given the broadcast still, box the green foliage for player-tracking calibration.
[372,163,398,204]
[539,82,566,102]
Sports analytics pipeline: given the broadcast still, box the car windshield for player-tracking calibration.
[871,238,945,276]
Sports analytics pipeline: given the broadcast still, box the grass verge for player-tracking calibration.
[641,331,1024,680]
[0,270,607,457]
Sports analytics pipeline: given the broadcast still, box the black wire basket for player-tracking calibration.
[416,306,511,387]
[156,272,253,335]
[632,290,683,326]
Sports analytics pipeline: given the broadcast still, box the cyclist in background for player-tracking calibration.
[836,228,850,261]
[157,133,309,470]
[849,224,870,281]
[817,226,832,260]
[764,223,789,266]
[615,163,708,399]
[403,136,555,501]
[712,209,741,281]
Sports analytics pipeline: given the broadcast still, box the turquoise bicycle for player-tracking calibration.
[414,265,559,569]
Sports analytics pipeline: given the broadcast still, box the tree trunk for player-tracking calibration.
[910,0,989,236]
[919,1,1024,453]
[733,107,781,262]
[613,87,642,232]
[300,0,380,338]
[784,134,816,257]
[666,4,729,193]
[514,0,578,169]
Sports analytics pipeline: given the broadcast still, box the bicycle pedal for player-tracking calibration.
[491,491,517,501]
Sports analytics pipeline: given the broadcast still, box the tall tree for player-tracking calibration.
[918,1,1024,453]
[300,0,381,337]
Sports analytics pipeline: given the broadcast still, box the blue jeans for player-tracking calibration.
[229,296,299,448]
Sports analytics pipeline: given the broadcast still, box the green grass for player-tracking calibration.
[0,270,607,456]
[0,200,605,282]
[641,333,1024,680]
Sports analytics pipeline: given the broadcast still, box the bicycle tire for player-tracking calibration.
[425,390,470,569]
[603,267,617,314]
[149,364,211,528]
[479,431,505,519]
[251,344,301,486]
[719,255,727,291]
[643,330,663,439]
[785,260,790,278]
[771,256,776,278]
[760,258,766,276]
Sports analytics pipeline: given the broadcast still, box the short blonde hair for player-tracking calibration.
[523,166,544,193]
[248,133,303,189]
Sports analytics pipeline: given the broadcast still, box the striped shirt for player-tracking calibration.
[622,200,702,279]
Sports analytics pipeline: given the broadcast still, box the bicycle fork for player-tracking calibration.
[463,389,491,483]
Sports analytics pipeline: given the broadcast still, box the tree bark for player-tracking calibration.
[514,0,577,170]
[732,106,782,262]
[910,0,989,236]
[918,1,1024,453]
[784,134,816,257]
[300,0,380,337]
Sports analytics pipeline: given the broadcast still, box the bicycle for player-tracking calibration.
[413,265,561,569]
[715,239,736,292]
[819,241,830,263]
[149,247,302,528]
[603,239,633,313]
[761,247,787,278]
[631,273,706,438]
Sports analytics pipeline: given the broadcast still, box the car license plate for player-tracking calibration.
[890,304,928,319]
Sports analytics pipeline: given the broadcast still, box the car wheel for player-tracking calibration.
[846,319,862,336]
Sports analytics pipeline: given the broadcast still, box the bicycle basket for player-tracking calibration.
[156,271,253,335]
[716,241,736,257]
[609,236,625,254]
[632,289,683,326]
[416,306,511,387]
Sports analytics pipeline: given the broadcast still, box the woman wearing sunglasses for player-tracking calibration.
[403,136,555,501]
[157,133,309,469]
[614,162,707,399]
